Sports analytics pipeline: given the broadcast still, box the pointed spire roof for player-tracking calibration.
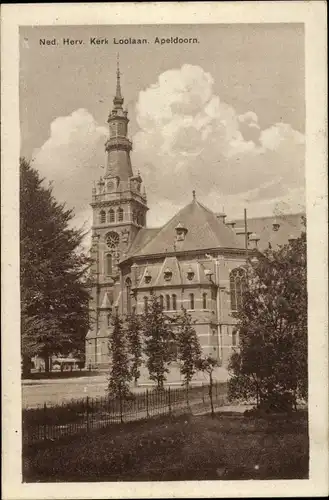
[133,196,243,257]
[113,54,124,109]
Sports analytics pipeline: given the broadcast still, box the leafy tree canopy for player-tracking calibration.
[228,228,307,409]
[140,292,176,390]
[20,158,91,372]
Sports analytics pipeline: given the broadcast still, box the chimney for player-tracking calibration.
[225,218,236,229]
[249,232,260,249]
[216,212,227,223]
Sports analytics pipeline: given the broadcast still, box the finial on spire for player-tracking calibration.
[116,53,122,99]
[113,53,124,108]
[192,190,196,200]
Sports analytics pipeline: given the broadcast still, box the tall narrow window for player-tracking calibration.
[159,295,164,310]
[105,253,112,275]
[232,329,237,347]
[172,294,177,310]
[108,209,115,223]
[125,278,132,314]
[230,268,246,311]
[99,210,106,224]
[144,296,148,313]
[166,294,170,311]
[189,293,194,310]
[202,293,207,309]
[118,207,124,222]
[132,210,137,223]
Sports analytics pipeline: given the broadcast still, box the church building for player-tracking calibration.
[85,64,304,377]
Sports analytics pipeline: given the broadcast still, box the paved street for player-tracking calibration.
[22,375,109,408]
[22,366,229,409]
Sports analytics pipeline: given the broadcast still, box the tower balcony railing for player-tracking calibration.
[92,187,147,204]
[105,136,132,151]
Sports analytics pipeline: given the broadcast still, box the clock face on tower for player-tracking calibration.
[106,231,119,249]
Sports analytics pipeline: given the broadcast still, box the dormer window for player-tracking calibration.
[187,267,195,281]
[272,220,280,231]
[144,269,152,284]
[175,222,188,241]
[164,268,172,281]
[204,269,213,280]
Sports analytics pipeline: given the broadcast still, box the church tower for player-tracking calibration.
[86,57,148,368]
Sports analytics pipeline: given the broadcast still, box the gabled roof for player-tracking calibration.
[153,256,182,288]
[234,213,305,251]
[133,198,242,257]
[100,292,113,309]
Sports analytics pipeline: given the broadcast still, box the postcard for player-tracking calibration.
[1,2,328,499]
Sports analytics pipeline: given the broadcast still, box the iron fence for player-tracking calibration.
[23,382,227,445]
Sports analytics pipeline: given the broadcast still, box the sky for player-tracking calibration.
[20,23,305,232]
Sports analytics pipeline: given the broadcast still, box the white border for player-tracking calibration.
[1,2,328,499]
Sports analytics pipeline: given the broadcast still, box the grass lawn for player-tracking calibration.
[23,410,308,482]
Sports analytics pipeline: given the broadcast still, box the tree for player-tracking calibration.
[228,228,307,411]
[141,292,176,390]
[125,310,142,387]
[108,312,132,422]
[176,308,202,406]
[196,356,219,418]
[20,158,91,374]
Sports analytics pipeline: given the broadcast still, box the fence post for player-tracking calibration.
[202,383,205,404]
[146,389,149,418]
[168,386,171,415]
[215,382,218,402]
[43,402,47,441]
[86,396,90,432]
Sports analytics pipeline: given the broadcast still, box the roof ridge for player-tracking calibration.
[234,212,304,222]
[195,199,217,217]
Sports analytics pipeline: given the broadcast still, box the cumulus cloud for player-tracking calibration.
[133,64,305,225]
[32,65,305,235]
[32,108,107,238]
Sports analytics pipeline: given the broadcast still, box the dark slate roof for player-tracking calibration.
[126,227,161,257]
[233,213,305,251]
[133,198,243,257]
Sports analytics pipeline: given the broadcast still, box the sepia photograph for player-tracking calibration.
[1,2,328,499]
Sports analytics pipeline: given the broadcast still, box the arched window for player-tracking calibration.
[125,278,132,314]
[132,210,137,223]
[172,294,177,310]
[166,294,170,311]
[202,293,207,309]
[232,329,238,347]
[144,296,148,313]
[230,267,246,311]
[105,253,112,275]
[159,295,164,310]
[108,209,115,223]
[118,207,124,222]
[189,293,194,310]
[99,210,106,224]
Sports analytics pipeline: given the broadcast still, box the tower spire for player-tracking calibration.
[113,53,124,109]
